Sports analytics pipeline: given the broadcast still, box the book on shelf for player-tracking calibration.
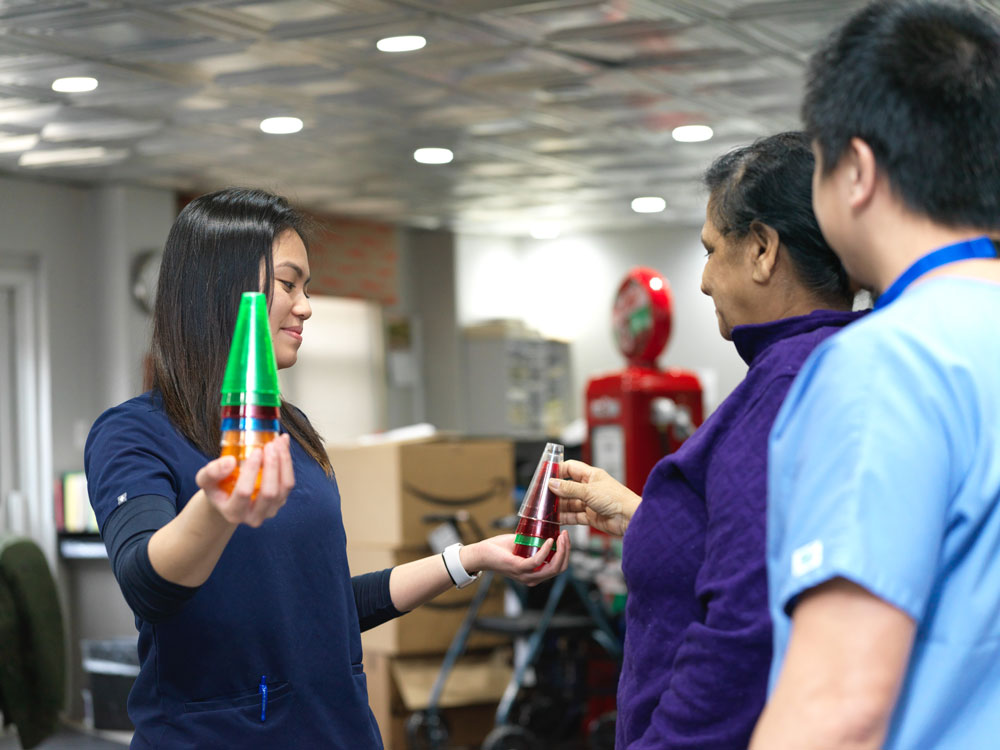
[61,471,98,534]
[53,475,64,531]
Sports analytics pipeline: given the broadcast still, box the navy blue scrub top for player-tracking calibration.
[85,392,383,750]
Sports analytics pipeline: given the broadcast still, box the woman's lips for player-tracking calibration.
[282,328,303,342]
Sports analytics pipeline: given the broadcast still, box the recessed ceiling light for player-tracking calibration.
[377,35,426,53]
[52,76,98,93]
[259,116,303,134]
[530,224,561,240]
[41,119,162,142]
[18,146,124,167]
[631,196,666,214]
[672,124,714,143]
[0,104,60,125]
[414,147,453,164]
[0,134,39,153]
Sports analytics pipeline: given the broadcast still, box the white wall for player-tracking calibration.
[456,225,748,417]
[280,295,386,444]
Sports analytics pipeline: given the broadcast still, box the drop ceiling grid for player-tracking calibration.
[0,0,913,231]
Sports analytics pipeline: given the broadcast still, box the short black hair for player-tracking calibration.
[704,131,852,306]
[803,0,1000,230]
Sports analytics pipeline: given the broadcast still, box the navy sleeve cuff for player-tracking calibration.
[101,495,199,624]
[352,568,405,632]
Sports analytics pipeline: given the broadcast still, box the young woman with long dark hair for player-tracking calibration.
[85,187,569,749]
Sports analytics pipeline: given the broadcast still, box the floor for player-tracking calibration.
[0,725,598,749]
[0,727,130,749]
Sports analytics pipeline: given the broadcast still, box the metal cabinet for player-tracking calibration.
[463,333,572,438]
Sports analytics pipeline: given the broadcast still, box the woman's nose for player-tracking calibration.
[294,295,312,320]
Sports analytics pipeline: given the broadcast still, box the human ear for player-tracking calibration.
[845,137,878,210]
[749,220,780,283]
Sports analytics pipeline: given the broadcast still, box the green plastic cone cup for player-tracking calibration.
[221,292,281,407]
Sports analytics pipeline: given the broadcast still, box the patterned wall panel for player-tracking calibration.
[307,216,399,307]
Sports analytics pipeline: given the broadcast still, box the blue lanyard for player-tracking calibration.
[874,236,997,310]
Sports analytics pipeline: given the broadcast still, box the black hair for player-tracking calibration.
[149,187,331,474]
[803,0,1000,230]
[703,131,852,305]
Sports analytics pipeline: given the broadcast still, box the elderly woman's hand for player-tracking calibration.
[461,531,570,586]
[548,459,640,537]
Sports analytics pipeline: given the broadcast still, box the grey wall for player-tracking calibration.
[0,176,176,720]
[400,228,464,432]
[0,179,176,472]
[0,177,99,474]
[382,227,422,430]
[93,185,178,408]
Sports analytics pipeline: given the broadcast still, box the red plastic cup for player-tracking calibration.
[513,517,560,563]
[513,443,564,563]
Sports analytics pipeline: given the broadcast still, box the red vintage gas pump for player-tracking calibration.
[584,267,703,495]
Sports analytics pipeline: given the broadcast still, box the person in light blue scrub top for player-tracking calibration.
[749,2,1000,749]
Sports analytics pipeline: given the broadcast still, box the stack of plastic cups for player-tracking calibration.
[219,292,282,497]
[513,442,564,564]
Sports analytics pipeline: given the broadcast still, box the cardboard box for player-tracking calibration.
[350,545,507,655]
[365,650,510,750]
[330,438,515,548]
[384,709,495,750]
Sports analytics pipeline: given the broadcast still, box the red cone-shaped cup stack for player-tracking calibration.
[513,442,564,564]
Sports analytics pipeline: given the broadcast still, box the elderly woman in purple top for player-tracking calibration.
[549,131,863,750]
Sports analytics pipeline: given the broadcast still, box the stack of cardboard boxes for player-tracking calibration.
[329,437,517,749]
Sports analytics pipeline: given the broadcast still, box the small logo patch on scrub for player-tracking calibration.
[791,539,823,577]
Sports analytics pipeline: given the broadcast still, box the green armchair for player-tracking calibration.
[0,534,65,749]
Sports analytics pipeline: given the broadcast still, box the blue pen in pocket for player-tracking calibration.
[259,675,267,722]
